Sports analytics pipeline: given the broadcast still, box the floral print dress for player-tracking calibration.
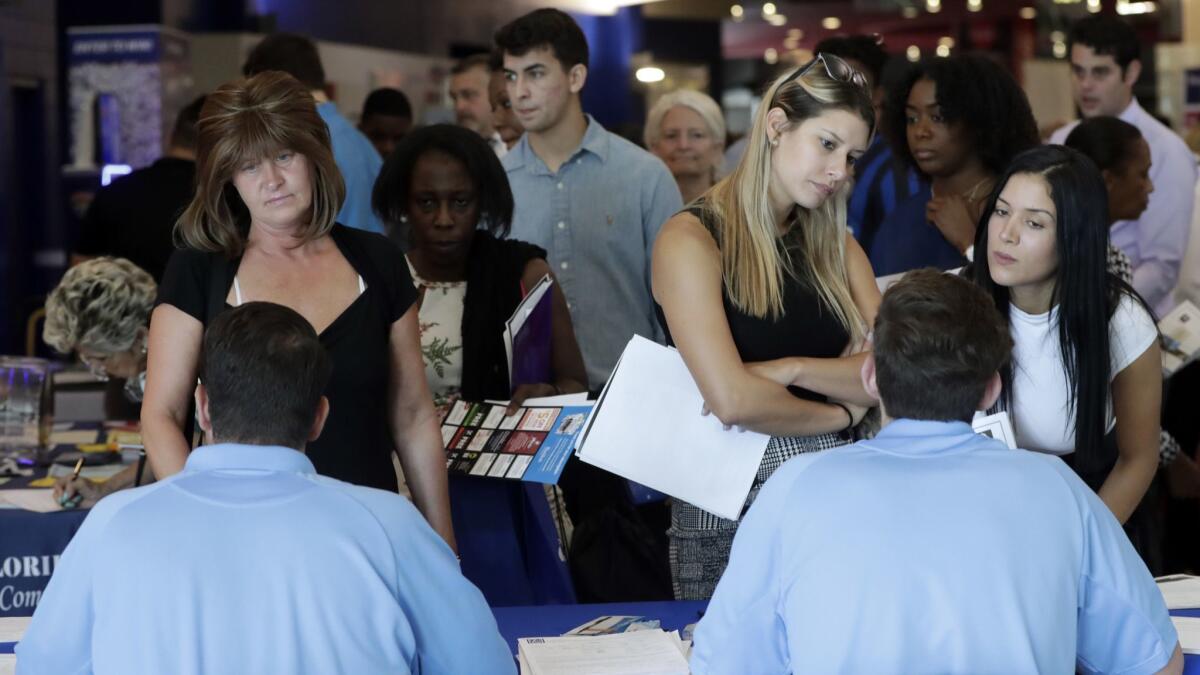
[407,260,466,409]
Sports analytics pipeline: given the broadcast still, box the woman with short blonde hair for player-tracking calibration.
[645,89,726,204]
[652,54,882,599]
[145,71,456,549]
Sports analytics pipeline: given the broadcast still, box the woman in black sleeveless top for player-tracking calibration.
[143,72,455,549]
[652,55,882,600]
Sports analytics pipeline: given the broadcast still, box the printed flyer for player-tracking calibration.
[440,400,592,484]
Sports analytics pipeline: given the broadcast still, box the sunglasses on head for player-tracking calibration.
[778,53,868,89]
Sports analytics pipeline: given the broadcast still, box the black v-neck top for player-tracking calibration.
[156,224,417,490]
[654,204,850,402]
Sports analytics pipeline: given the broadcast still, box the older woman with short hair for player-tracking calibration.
[43,256,156,506]
[143,71,455,548]
[645,90,726,204]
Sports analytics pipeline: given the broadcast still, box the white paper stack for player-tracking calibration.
[576,335,771,521]
[1171,616,1200,655]
[1157,574,1200,609]
[517,630,689,675]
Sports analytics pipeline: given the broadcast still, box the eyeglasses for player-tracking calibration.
[78,352,111,381]
[778,53,868,90]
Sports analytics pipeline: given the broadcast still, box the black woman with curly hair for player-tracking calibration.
[870,55,1039,276]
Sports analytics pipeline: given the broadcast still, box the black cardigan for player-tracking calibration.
[458,231,547,402]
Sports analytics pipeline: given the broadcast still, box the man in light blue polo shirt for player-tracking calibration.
[692,269,1182,675]
[244,33,385,234]
[496,9,682,390]
[18,302,512,675]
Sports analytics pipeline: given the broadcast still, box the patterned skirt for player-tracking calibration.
[668,431,848,600]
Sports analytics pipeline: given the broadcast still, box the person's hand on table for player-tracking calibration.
[53,475,105,509]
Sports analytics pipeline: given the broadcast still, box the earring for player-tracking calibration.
[770,138,779,148]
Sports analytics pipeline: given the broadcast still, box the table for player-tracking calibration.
[491,600,1200,672]
[0,422,132,618]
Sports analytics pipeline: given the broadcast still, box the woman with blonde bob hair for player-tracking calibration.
[652,54,882,599]
[145,71,455,548]
[645,89,726,204]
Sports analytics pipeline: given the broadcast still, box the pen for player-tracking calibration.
[59,457,84,508]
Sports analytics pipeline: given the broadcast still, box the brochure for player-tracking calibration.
[440,399,591,485]
[505,274,554,388]
[1161,300,1200,376]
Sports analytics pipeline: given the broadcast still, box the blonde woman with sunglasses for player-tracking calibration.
[652,54,882,599]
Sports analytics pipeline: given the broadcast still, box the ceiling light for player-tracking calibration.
[635,67,665,83]
[926,0,942,13]
[767,13,788,26]
[938,36,955,47]
[1086,0,1102,11]
[822,16,842,30]
[967,0,983,10]
[1018,6,1037,18]
[764,47,778,64]
[906,45,921,62]
[762,2,776,15]
[1116,0,1157,14]
[788,28,803,39]
[730,3,744,17]
[1052,41,1068,58]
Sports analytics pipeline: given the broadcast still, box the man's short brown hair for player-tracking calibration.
[873,269,1012,422]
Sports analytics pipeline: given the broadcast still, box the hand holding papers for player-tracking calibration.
[576,336,771,521]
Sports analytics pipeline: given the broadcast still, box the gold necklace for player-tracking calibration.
[931,175,992,202]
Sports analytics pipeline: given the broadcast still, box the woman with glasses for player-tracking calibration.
[42,257,155,506]
[652,54,881,600]
[871,55,1039,276]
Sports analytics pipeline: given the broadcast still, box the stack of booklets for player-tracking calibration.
[517,630,689,675]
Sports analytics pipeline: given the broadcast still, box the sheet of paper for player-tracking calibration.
[48,429,100,445]
[47,462,128,482]
[1171,616,1200,654]
[1157,574,1200,609]
[484,393,590,408]
[0,653,14,675]
[577,336,771,521]
[0,616,30,644]
[0,489,62,513]
[518,630,689,675]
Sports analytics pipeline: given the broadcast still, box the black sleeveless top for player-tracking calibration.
[653,204,850,402]
[157,224,417,491]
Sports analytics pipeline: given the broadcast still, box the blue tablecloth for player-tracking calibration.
[449,475,575,607]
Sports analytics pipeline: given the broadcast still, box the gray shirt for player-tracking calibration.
[504,115,683,388]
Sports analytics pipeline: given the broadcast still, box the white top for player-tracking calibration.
[1010,293,1157,455]
[407,260,465,407]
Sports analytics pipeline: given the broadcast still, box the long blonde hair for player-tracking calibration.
[705,58,874,340]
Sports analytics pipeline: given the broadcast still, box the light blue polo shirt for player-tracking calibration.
[17,443,514,675]
[692,418,1176,675]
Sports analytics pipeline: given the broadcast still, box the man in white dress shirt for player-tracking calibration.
[1050,15,1196,316]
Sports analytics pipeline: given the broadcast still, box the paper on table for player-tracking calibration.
[0,617,30,645]
[1157,574,1200,609]
[0,489,62,513]
[577,336,771,521]
[518,630,689,675]
[1171,616,1200,654]
[0,654,14,675]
